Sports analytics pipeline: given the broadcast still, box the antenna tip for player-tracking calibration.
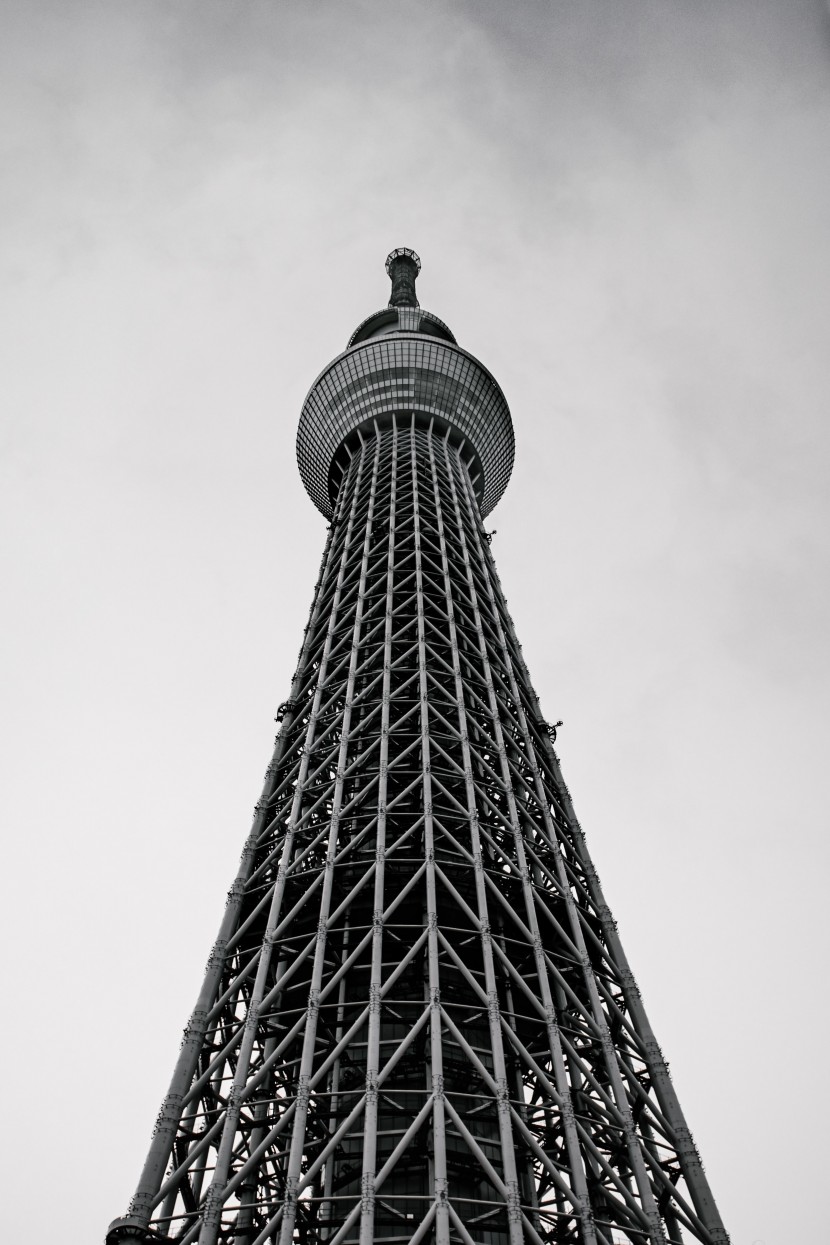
[385,247,421,277]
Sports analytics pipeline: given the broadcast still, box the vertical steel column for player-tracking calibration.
[320,916,352,1239]
[358,419,398,1245]
[426,426,525,1245]
[440,435,598,1245]
[458,464,669,1245]
[278,431,382,1245]
[409,418,451,1245]
[117,512,341,1237]
[190,442,370,1245]
[501,596,724,1239]
[235,1028,280,1241]
[538,744,730,1245]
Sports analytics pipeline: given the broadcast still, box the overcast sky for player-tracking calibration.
[2,3,829,1243]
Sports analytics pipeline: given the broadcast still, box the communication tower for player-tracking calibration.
[108,251,729,1245]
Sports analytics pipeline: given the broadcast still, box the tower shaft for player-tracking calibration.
[108,255,729,1245]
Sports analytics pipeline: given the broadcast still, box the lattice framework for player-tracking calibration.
[112,415,729,1245]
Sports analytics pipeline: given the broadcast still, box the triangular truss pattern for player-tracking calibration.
[114,417,729,1245]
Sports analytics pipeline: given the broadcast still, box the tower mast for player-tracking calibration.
[108,251,729,1245]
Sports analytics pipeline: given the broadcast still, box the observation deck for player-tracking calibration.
[296,250,514,519]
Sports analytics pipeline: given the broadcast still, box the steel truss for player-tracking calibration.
[111,415,729,1245]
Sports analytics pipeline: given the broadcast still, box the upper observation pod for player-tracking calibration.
[296,250,515,519]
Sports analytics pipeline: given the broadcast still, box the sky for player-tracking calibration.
[2,2,829,1242]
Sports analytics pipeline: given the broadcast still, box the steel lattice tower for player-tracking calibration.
[108,250,729,1245]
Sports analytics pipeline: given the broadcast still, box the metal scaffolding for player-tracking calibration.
[108,253,729,1245]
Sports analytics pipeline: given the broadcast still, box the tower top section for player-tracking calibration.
[346,249,455,349]
[385,248,421,307]
[296,249,514,519]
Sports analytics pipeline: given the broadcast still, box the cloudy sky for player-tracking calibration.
[2,3,829,1242]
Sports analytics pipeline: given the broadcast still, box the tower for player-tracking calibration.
[108,250,729,1245]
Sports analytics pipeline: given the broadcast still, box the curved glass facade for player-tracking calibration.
[296,334,514,519]
[347,306,457,347]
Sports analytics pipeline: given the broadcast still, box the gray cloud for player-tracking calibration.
[2,4,828,1242]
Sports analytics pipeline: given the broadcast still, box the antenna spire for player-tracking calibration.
[385,247,421,307]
